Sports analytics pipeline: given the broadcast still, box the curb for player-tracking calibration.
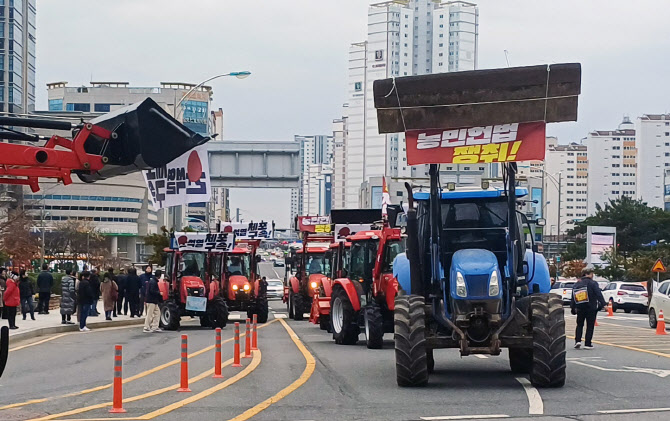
[9,318,145,343]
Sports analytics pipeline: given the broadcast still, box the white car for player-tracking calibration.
[266,279,284,299]
[601,282,648,313]
[550,281,576,304]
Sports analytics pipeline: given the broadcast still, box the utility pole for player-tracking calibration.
[39,206,45,268]
[557,172,562,247]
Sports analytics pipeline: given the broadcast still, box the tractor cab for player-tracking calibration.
[309,241,351,330]
[286,233,333,321]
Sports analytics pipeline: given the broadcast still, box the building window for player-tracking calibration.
[396,191,403,197]
[48,98,63,111]
[93,103,113,113]
[66,103,91,112]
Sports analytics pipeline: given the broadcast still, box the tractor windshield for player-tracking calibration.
[181,252,206,279]
[306,253,329,276]
[382,239,406,273]
[441,199,508,229]
[349,240,379,283]
[227,254,252,278]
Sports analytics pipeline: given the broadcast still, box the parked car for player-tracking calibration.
[273,259,285,268]
[649,280,670,328]
[266,278,284,299]
[550,281,576,304]
[602,282,648,313]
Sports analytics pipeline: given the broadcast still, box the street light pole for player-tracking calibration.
[174,71,251,118]
[40,206,45,268]
[557,172,562,246]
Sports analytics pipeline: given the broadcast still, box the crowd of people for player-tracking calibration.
[0,263,165,333]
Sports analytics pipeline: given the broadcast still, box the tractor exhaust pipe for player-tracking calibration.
[404,182,423,297]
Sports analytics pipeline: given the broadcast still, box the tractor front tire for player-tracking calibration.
[330,287,359,345]
[209,297,229,329]
[394,295,428,387]
[319,314,331,331]
[160,301,181,331]
[509,348,533,374]
[255,294,269,323]
[530,294,566,388]
[292,293,305,321]
[364,302,384,349]
[288,292,295,319]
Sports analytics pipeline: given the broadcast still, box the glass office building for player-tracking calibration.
[1,0,36,113]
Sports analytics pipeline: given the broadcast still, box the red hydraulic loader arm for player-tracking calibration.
[0,97,209,191]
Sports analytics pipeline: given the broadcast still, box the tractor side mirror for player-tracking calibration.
[533,218,546,227]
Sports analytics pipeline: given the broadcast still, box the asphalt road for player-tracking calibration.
[3,300,670,421]
[258,261,285,282]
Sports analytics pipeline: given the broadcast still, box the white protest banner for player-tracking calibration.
[143,144,211,209]
[174,232,234,252]
[220,221,273,239]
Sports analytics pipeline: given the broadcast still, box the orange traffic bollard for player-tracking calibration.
[109,345,126,413]
[213,327,223,378]
[657,309,667,335]
[177,334,191,392]
[233,322,242,367]
[251,314,258,351]
[244,318,252,359]
[607,301,614,317]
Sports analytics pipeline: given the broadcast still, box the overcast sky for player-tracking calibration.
[36,0,670,227]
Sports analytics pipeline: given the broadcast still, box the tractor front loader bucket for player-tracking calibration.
[78,98,209,183]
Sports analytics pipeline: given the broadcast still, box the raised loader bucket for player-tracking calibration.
[77,98,209,183]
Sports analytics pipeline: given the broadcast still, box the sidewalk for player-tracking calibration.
[5,305,145,341]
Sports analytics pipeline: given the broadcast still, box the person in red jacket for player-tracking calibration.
[3,271,20,329]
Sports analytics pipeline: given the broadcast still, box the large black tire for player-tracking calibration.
[160,301,180,331]
[530,294,566,388]
[364,302,384,349]
[649,308,657,329]
[288,292,295,319]
[509,348,533,374]
[292,293,305,321]
[426,349,435,374]
[200,315,212,328]
[255,294,269,323]
[394,295,428,387]
[319,314,331,331]
[209,296,229,329]
[330,287,359,345]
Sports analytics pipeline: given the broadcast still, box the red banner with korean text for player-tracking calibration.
[405,122,546,165]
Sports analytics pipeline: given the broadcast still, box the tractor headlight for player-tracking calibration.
[243,284,251,291]
[232,284,239,291]
[456,272,467,297]
[489,270,500,296]
[310,281,318,289]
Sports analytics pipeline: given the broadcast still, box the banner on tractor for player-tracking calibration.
[173,232,234,252]
[297,216,331,233]
[404,121,546,165]
[143,144,211,210]
[220,221,272,239]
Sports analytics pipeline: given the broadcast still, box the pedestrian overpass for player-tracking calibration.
[207,140,300,188]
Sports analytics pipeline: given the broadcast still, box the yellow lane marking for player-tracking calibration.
[26,354,243,421]
[2,320,278,411]
[568,335,670,358]
[137,350,261,420]
[226,318,316,421]
[9,333,70,352]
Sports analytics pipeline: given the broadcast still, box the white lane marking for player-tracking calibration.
[599,408,670,414]
[421,415,509,420]
[515,377,543,415]
[572,360,670,378]
[273,313,287,319]
[474,354,488,359]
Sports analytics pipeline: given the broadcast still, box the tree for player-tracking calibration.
[560,238,586,262]
[0,211,39,266]
[145,226,170,266]
[560,260,586,278]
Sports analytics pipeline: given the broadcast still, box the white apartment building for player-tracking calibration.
[332,116,348,210]
[295,135,334,217]
[342,0,479,208]
[636,114,670,210]
[585,119,637,215]
[544,142,588,237]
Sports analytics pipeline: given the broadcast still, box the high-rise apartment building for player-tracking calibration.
[332,116,347,210]
[585,118,637,215]
[1,0,36,114]
[295,135,334,217]
[636,114,670,210]
[342,0,479,208]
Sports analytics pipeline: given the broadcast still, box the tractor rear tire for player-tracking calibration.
[394,295,428,387]
[364,302,384,349]
[331,287,359,345]
[256,294,269,323]
[426,349,435,374]
[509,348,533,374]
[200,315,212,328]
[160,301,181,331]
[319,314,331,331]
[209,297,229,329]
[292,293,305,321]
[288,292,295,319]
[530,294,566,388]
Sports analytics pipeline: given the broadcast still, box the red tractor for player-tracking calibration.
[309,241,350,331]
[219,239,269,323]
[161,246,229,330]
[330,227,405,348]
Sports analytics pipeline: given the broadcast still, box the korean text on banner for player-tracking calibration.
[404,122,546,166]
[143,144,211,209]
[220,221,273,239]
[174,232,234,253]
[298,216,331,233]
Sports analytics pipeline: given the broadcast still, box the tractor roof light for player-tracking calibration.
[489,270,499,296]
[456,272,467,297]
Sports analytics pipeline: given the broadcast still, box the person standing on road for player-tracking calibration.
[100,272,118,321]
[116,268,127,316]
[89,268,101,317]
[77,271,95,332]
[571,267,606,350]
[143,269,163,333]
[3,272,19,329]
[0,267,6,315]
[60,268,76,325]
[36,263,53,314]
[139,265,153,317]
[105,268,118,317]
[18,270,35,321]
[125,268,141,318]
